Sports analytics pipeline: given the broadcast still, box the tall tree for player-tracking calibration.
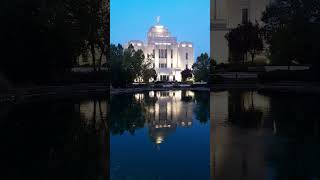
[225,25,247,63]
[0,0,108,83]
[225,22,264,64]
[248,22,264,63]
[110,44,156,87]
[102,0,109,71]
[262,0,320,67]
[109,44,126,87]
[80,0,105,71]
[123,45,145,83]
[141,54,155,83]
[192,53,210,82]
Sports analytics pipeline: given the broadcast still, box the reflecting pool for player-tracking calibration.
[211,90,320,180]
[1,90,320,180]
[0,98,109,180]
[110,90,211,180]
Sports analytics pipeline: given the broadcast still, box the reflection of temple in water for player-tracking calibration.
[210,91,272,180]
[135,91,194,145]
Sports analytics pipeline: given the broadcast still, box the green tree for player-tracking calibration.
[109,94,145,135]
[110,44,157,87]
[210,58,216,74]
[225,25,247,63]
[262,0,320,69]
[141,54,154,83]
[225,22,264,64]
[143,69,157,83]
[247,22,264,63]
[102,0,109,71]
[0,0,108,84]
[192,53,210,82]
[193,92,210,124]
[123,45,145,83]
[109,44,127,87]
[181,68,192,82]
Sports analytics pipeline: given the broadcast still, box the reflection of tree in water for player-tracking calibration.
[228,90,264,129]
[258,93,320,179]
[0,99,109,180]
[181,90,193,102]
[268,94,320,139]
[212,91,320,179]
[193,92,210,124]
[109,94,145,135]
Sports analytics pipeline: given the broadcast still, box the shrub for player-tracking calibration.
[208,74,224,84]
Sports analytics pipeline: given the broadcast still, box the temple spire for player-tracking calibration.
[156,16,160,25]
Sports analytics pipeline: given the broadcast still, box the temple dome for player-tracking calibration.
[148,25,171,38]
[147,16,171,38]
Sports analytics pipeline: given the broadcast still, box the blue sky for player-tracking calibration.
[110,0,210,58]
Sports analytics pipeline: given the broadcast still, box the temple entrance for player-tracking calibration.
[160,75,169,82]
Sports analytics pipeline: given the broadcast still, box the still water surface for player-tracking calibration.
[0,90,319,180]
[0,98,109,180]
[211,90,320,180]
[110,91,210,180]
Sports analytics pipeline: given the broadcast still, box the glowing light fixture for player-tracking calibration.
[155,42,171,45]
[155,25,164,29]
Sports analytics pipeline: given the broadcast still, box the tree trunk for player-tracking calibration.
[98,100,103,127]
[98,50,103,71]
[91,43,96,72]
[251,53,255,63]
[93,100,96,129]
[242,54,245,64]
[251,91,254,109]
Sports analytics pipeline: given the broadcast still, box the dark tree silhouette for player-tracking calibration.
[181,68,193,82]
[0,0,107,84]
[262,0,320,71]
[192,53,210,82]
[247,22,264,63]
[225,22,264,64]
[143,68,157,83]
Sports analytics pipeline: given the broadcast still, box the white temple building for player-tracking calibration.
[124,17,194,82]
[210,0,271,64]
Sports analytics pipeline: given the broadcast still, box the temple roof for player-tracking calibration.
[147,16,171,38]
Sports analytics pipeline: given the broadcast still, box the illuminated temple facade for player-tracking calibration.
[125,17,194,82]
[210,0,271,64]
